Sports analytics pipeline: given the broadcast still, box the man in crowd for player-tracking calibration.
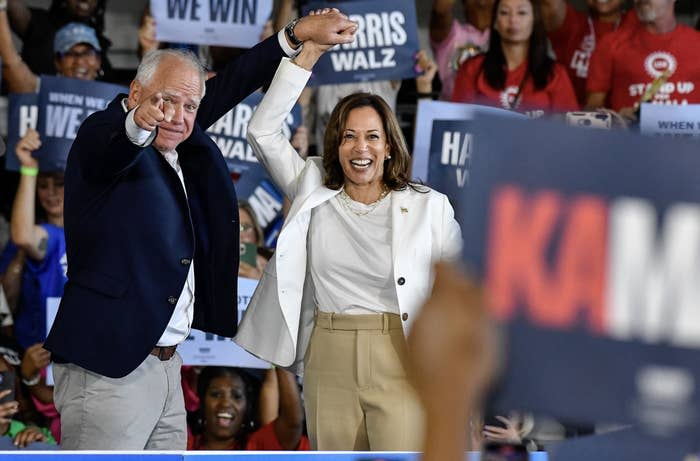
[44,12,357,450]
[586,0,700,117]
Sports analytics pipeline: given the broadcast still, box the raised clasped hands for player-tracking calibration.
[291,8,358,70]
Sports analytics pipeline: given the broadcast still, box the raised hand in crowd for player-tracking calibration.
[20,343,50,384]
[408,263,499,461]
[415,50,439,98]
[484,413,525,443]
[19,343,53,406]
[0,389,19,425]
[15,129,40,169]
[11,129,56,262]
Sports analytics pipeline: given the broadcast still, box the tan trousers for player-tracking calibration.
[303,311,424,451]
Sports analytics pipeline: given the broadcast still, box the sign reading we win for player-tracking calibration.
[151,0,273,48]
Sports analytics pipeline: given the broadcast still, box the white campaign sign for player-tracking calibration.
[151,0,273,48]
[45,297,61,386]
[640,103,700,138]
[177,277,269,368]
[45,278,269,380]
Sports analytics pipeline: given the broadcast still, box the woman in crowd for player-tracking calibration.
[451,0,578,117]
[188,366,309,450]
[235,10,462,451]
[238,201,270,280]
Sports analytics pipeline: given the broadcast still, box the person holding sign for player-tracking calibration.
[236,19,463,450]
[43,11,358,450]
[0,16,102,93]
[451,0,578,117]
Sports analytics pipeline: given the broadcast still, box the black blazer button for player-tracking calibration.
[402,313,408,321]
[168,296,177,305]
[397,277,405,286]
[180,258,191,266]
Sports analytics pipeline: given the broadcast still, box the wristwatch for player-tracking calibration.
[284,18,303,47]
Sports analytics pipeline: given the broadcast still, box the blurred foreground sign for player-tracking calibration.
[459,114,700,439]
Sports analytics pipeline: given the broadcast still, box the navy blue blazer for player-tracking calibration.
[44,35,286,378]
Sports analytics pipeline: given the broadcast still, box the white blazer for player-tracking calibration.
[234,58,462,372]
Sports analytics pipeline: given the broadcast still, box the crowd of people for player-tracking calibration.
[0,0,695,454]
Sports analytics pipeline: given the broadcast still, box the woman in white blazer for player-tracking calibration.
[235,37,462,451]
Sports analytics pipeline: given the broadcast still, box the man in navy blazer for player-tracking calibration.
[43,12,357,450]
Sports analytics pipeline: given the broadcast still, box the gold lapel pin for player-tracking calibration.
[400,207,408,214]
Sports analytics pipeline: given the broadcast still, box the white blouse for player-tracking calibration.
[308,191,400,315]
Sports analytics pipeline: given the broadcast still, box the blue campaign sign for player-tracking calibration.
[412,100,523,181]
[304,0,419,85]
[459,113,700,439]
[151,0,273,48]
[206,91,301,246]
[428,119,471,224]
[35,76,127,172]
[5,93,39,171]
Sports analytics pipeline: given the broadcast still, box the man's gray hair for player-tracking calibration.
[135,48,207,99]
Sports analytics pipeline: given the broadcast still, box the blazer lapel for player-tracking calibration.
[284,185,340,230]
[391,190,407,267]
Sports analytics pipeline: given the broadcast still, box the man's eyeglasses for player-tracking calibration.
[59,48,100,60]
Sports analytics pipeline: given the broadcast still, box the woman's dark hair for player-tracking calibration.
[482,0,554,90]
[323,92,424,192]
[194,367,260,446]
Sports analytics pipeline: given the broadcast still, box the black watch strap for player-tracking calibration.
[285,18,303,47]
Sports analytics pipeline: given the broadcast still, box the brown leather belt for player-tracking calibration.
[150,345,177,361]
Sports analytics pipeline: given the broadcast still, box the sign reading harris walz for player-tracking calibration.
[459,113,700,440]
[304,0,419,85]
[205,91,302,246]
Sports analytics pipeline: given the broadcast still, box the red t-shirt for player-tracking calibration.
[547,4,638,105]
[187,422,312,451]
[451,55,579,117]
[587,23,700,111]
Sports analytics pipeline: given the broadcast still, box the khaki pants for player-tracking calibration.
[53,352,186,450]
[303,312,424,451]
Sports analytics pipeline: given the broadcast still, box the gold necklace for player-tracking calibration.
[338,187,390,217]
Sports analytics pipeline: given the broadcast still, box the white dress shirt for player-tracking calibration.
[122,100,194,346]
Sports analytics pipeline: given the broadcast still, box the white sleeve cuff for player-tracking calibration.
[277,28,301,58]
[125,107,157,147]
